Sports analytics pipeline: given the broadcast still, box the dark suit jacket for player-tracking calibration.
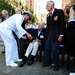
[36,28,46,44]
[22,20,25,29]
[64,21,75,56]
[1,17,4,22]
[46,8,66,42]
[1,16,10,22]
[26,28,46,44]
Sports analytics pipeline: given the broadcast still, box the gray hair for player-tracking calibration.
[15,7,22,14]
[38,22,45,26]
[1,9,8,14]
[47,0,55,6]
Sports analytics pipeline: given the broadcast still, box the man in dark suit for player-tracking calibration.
[14,7,26,59]
[19,22,46,67]
[43,1,65,71]
[1,9,10,21]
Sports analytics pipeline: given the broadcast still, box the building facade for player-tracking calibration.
[25,0,34,10]
[25,0,41,22]
[62,0,75,10]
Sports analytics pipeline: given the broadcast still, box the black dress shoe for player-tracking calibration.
[2,51,5,53]
[27,60,34,66]
[27,55,34,66]
[19,56,27,67]
[19,61,26,67]
[53,66,59,71]
[42,62,51,67]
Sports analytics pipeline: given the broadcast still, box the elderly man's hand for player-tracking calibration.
[58,36,63,42]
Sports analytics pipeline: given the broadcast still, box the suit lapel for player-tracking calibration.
[51,8,58,21]
[52,8,57,18]
[38,29,43,37]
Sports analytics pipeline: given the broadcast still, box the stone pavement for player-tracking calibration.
[0,54,69,75]
[0,36,69,75]
[0,47,69,75]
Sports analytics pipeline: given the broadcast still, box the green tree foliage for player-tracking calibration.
[0,0,15,17]
[65,15,69,24]
[0,0,38,23]
[29,8,38,23]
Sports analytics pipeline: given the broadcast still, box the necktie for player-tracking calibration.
[50,13,52,17]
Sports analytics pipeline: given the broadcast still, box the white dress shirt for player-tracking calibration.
[38,30,42,36]
[69,16,75,22]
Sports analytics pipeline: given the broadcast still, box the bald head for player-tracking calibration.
[15,7,22,14]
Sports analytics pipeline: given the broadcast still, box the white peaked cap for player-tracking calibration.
[22,11,32,16]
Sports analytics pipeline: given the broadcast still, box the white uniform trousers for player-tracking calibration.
[0,32,19,65]
[25,42,41,57]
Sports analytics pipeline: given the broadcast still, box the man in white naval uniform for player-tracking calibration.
[0,11,32,67]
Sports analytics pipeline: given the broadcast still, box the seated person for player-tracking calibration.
[19,22,46,67]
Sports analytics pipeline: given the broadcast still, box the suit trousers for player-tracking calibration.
[25,41,41,57]
[19,38,26,59]
[0,32,19,65]
[44,31,59,67]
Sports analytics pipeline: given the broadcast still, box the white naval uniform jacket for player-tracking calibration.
[0,14,26,39]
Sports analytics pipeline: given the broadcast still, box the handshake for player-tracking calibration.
[22,32,32,40]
